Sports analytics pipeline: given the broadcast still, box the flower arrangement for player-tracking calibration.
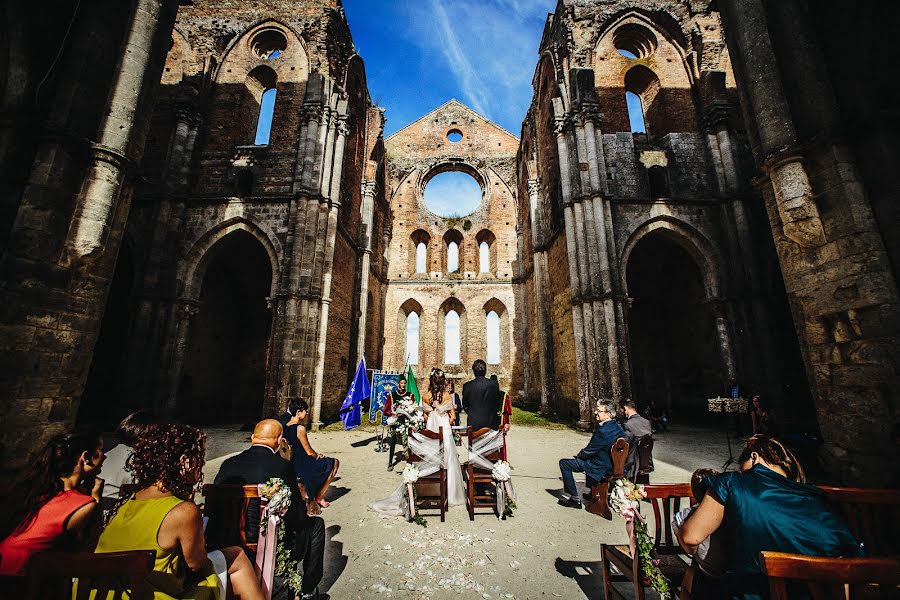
[400,464,427,527]
[258,478,302,595]
[387,398,425,447]
[491,460,516,517]
[609,479,669,597]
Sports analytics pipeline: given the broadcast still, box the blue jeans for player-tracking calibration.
[559,457,590,498]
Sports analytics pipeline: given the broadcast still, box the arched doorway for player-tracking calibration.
[180,230,273,422]
[626,232,722,416]
[78,246,137,426]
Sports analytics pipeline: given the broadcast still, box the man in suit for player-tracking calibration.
[462,359,501,431]
[214,419,325,600]
[621,399,653,475]
[558,400,626,509]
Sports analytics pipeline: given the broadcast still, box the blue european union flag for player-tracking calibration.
[340,357,371,430]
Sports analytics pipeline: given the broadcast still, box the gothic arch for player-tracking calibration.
[215,19,309,84]
[180,217,282,301]
[397,299,424,365]
[620,217,721,299]
[482,298,510,365]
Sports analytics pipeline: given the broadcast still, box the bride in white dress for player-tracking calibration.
[422,369,466,507]
[369,368,466,516]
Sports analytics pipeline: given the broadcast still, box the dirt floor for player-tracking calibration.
[201,420,729,599]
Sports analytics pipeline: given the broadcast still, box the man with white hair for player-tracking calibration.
[557,400,626,509]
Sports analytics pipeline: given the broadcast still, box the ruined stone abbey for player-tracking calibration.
[2,0,898,484]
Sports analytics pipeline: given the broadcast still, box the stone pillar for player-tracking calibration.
[311,109,349,430]
[709,298,737,385]
[528,180,554,414]
[64,0,170,262]
[719,0,824,248]
[355,179,377,362]
[163,301,200,414]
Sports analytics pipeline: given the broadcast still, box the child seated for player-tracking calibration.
[672,468,728,582]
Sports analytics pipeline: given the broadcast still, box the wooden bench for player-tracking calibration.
[600,483,694,600]
[408,427,448,522]
[202,483,263,553]
[27,550,155,600]
[760,551,900,599]
[585,437,629,519]
[819,486,900,556]
[464,427,506,520]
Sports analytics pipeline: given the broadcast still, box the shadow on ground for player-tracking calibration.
[555,557,604,599]
[321,524,347,593]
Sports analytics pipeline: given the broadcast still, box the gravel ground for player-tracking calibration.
[200,422,728,600]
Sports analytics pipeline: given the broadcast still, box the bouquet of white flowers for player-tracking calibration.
[491,460,516,517]
[609,479,668,597]
[257,478,302,596]
[389,398,425,447]
[400,463,427,527]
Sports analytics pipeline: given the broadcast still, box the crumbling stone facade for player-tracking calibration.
[382,101,521,390]
[516,1,810,430]
[83,0,390,429]
[2,0,897,485]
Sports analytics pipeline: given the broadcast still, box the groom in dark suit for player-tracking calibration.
[462,359,501,430]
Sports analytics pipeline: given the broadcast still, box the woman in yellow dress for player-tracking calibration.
[90,423,263,600]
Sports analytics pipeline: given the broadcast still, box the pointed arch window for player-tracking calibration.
[406,312,420,365]
[416,243,427,273]
[486,310,501,364]
[447,242,459,272]
[444,310,460,364]
[626,91,645,133]
[254,87,277,145]
[479,242,490,273]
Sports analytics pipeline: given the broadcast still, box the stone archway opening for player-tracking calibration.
[180,230,272,423]
[626,232,722,417]
[78,245,137,426]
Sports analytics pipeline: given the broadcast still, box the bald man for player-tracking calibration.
[213,419,325,599]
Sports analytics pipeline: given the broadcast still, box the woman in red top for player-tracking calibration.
[0,430,105,583]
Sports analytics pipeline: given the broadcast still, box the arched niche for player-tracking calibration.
[443,229,464,273]
[475,229,497,275]
[593,12,697,135]
[409,229,431,276]
[535,53,565,233]
[180,229,274,422]
[339,55,369,232]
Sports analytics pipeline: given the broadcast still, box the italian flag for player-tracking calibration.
[406,365,421,405]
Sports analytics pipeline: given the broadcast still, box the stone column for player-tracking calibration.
[528,179,554,414]
[64,0,170,262]
[355,179,377,362]
[311,110,349,430]
[163,301,200,415]
[719,0,825,247]
[709,298,737,385]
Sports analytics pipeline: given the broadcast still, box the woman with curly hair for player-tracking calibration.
[0,430,105,586]
[91,423,262,600]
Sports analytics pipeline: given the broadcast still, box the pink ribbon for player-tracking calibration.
[254,491,278,600]
[622,506,643,560]
[406,483,416,520]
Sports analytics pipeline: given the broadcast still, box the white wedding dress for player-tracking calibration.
[424,397,466,507]
[369,394,466,516]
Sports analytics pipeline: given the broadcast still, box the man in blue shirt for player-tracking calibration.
[558,399,626,508]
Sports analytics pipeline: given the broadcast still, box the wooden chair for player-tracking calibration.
[760,551,900,600]
[819,486,900,556]
[585,437,630,519]
[464,427,506,520]
[407,427,448,522]
[632,435,654,484]
[26,550,155,600]
[600,483,695,600]
[201,483,263,553]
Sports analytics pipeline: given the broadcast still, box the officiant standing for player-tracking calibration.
[462,359,501,431]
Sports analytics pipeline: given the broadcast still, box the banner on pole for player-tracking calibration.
[370,370,403,425]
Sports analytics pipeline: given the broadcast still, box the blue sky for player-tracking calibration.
[343,0,555,137]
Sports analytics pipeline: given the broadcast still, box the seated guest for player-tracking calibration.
[679,434,862,600]
[95,423,262,600]
[277,398,307,462]
[620,400,652,475]
[101,411,158,505]
[287,401,340,513]
[750,395,778,436]
[557,400,626,509]
[215,419,325,600]
[672,468,728,597]
[0,430,105,587]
